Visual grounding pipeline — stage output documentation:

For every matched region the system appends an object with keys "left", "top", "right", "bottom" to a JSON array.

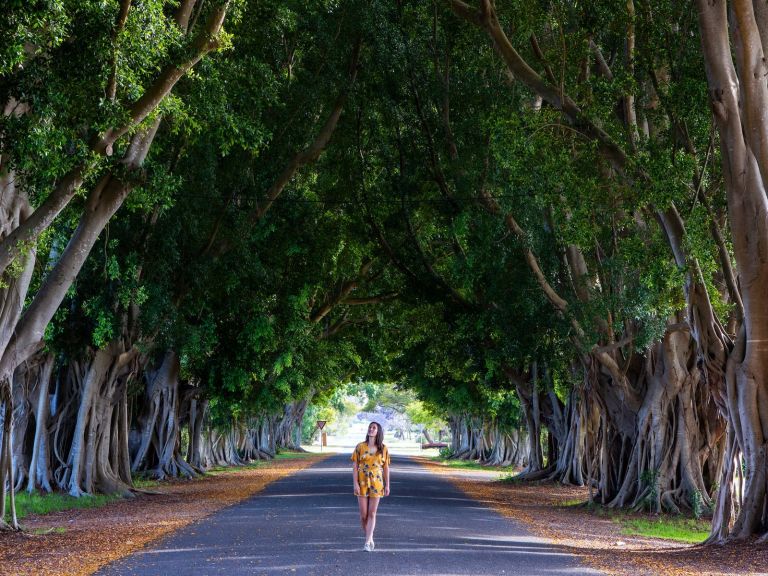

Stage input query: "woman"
[{"left": 351, "top": 421, "right": 390, "bottom": 551}]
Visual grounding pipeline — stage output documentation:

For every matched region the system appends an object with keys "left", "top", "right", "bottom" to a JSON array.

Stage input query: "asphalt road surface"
[{"left": 97, "top": 454, "right": 601, "bottom": 575}]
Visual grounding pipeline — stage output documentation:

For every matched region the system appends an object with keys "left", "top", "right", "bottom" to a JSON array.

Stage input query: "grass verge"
[
  {"left": 30, "top": 527, "right": 67, "bottom": 535},
  {"left": 5, "top": 491, "right": 122, "bottom": 522},
  {"left": 206, "top": 451, "right": 316, "bottom": 475},
  {"left": 8, "top": 452, "right": 317, "bottom": 518},
  {"left": 429, "top": 457, "right": 517, "bottom": 473},
  {"left": 132, "top": 478, "right": 162, "bottom": 489},
  {"left": 274, "top": 451, "right": 317, "bottom": 459},
  {"left": 557, "top": 498, "right": 711, "bottom": 543},
  {"left": 618, "top": 516, "right": 710, "bottom": 544}
]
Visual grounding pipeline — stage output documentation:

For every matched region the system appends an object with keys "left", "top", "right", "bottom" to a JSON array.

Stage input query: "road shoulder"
[
  {"left": 416, "top": 458, "right": 766, "bottom": 576},
  {"left": 0, "top": 453, "right": 329, "bottom": 576}
]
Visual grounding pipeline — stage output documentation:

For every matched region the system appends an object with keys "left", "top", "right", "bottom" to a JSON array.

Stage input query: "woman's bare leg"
[
  {"left": 357, "top": 496, "right": 369, "bottom": 533},
  {"left": 365, "top": 496, "right": 380, "bottom": 545}
]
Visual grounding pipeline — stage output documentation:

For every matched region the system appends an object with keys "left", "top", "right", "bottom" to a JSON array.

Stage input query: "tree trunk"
[
  {"left": 607, "top": 329, "right": 723, "bottom": 513},
  {"left": 0, "top": 4, "right": 230, "bottom": 522},
  {"left": 481, "top": 421, "right": 530, "bottom": 467},
  {"left": 275, "top": 396, "right": 311, "bottom": 451},
  {"left": 0, "top": 382, "right": 17, "bottom": 529},
  {"left": 62, "top": 344, "right": 135, "bottom": 497},
  {"left": 697, "top": 0, "right": 768, "bottom": 542},
  {"left": 514, "top": 363, "right": 546, "bottom": 477},
  {"left": 131, "top": 350, "right": 196, "bottom": 479},
  {"left": 450, "top": 414, "right": 472, "bottom": 459},
  {"left": 10, "top": 353, "right": 55, "bottom": 494},
  {"left": 448, "top": 414, "right": 462, "bottom": 455},
  {"left": 186, "top": 397, "right": 208, "bottom": 470}
]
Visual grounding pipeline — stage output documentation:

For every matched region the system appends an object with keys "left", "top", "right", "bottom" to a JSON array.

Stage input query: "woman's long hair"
[{"left": 363, "top": 421, "right": 385, "bottom": 452}]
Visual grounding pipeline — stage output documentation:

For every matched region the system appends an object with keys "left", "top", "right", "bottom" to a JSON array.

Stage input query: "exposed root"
[
  {"left": 515, "top": 465, "right": 556, "bottom": 482},
  {"left": 0, "top": 518, "right": 19, "bottom": 532}
]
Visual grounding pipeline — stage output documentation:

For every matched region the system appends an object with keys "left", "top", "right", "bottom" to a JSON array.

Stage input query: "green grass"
[
  {"left": 7, "top": 452, "right": 315, "bottom": 517},
  {"left": 430, "top": 457, "right": 517, "bottom": 473},
  {"left": 560, "top": 498, "right": 589, "bottom": 507},
  {"left": 5, "top": 452, "right": 317, "bottom": 520},
  {"left": 618, "top": 516, "right": 711, "bottom": 544},
  {"left": 206, "top": 451, "right": 316, "bottom": 476},
  {"left": 5, "top": 491, "right": 122, "bottom": 522},
  {"left": 557, "top": 499, "right": 711, "bottom": 544},
  {"left": 558, "top": 498, "right": 614, "bottom": 513},
  {"left": 30, "top": 526, "right": 67, "bottom": 535},
  {"left": 206, "top": 465, "right": 246, "bottom": 475},
  {"left": 274, "top": 450, "right": 316, "bottom": 459},
  {"left": 132, "top": 477, "right": 162, "bottom": 489}
]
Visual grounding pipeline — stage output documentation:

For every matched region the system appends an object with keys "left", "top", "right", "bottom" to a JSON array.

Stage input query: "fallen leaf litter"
[
  {"left": 417, "top": 457, "right": 767, "bottom": 576},
  {"left": 0, "top": 454, "right": 328, "bottom": 576}
]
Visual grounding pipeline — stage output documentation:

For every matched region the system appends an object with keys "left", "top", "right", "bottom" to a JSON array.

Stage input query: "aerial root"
[{"left": 0, "top": 518, "right": 20, "bottom": 532}]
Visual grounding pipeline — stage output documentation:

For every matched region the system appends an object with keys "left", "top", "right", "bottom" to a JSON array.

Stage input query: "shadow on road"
[{"left": 97, "top": 454, "right": 601, "bottom": 575}]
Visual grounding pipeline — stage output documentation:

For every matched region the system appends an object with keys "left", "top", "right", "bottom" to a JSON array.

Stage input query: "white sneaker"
[{"left": 364, "top": 541, "right": 373, "bottom": 552}]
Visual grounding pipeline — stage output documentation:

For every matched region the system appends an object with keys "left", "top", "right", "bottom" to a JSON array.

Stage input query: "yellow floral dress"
[{"left": 351, "top": 442, "right": 390, "bottom": 497}]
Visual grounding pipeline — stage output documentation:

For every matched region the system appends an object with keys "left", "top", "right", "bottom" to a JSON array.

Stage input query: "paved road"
[{"left": 97, "top": 454, "right": 601, "bottom": 575}]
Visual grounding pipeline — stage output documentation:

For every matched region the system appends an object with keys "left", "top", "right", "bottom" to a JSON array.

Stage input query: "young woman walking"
[{"left": 351, "top": 421, "right": 390, "bottom": 551}]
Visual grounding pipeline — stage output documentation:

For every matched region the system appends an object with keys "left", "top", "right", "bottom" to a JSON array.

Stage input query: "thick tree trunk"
[
  {"left": 26, "top": 357, "right": 55, "bottom": 494},
  {"left": 547, "top": 387, "right": 592, "bottom": 487},
  {"left": 0, "top": 168, "right": 35, "bottom": 528},
  {"left": 275, "top": 396, "right": 311, "bottom": 451},
  {"left": 446, "top": 0, "right": 733, "bottom": 527},
  {"left": 200, "top": 427, "right": 230, "bottom": 469},
  {"left": 0, "top": 126, "right": 156, "bottom": 512},
  {"left": 0, "top": 6, "right": 230, "bottom": 524},
  {"left": 131, "top": 351, "right": 196, "bottom": 479},
  {"left": 450, "top": 414, "right": 473, "bottom": 459},
  {"left": 0, "top": 382, "right": 17, "bottom": 529},
  {"left": 697, "top": 0, "right": 768, "bottom": 542},
  {"left": 607, "top": 329, "right": 723, "bottom": 513},
  {"left": 467, "top": 416, "right": 486, "bottom": 460},
  {"left": 515, "top": 363, "right": 545, "bottom": 476},
  {"left": 62, "top": 344, "right": 135, "bottom": 497},
  {"left": 507, "top": 332, "right": 722, "bottom": 514},
  {"left": 186, "top": 397, "right": 208, "bottom": 470},
  {"left": 261, "top": 416, "right": 277, "bottom": 457},
  {"left": 448, "top": 414, "right": 461, "bottom": 455},
  {"left": 481, "top": 421, "right": 530, "bottom": 467},
  {"left": 8, "top": 353, "right": 55, "bottom": 494}
]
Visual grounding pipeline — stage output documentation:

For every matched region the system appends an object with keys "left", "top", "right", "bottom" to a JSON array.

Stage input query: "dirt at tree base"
[
  {"left": 418, "top": 458, "right": 768, "bottom": 576},
  {"left": 0, "top": 454, "right": 328, "bottom": 576}
]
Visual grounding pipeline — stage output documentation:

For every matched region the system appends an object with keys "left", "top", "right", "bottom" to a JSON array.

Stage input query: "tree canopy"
[{"left": 1, "top": 0, "right": 767, "bottom": 544}]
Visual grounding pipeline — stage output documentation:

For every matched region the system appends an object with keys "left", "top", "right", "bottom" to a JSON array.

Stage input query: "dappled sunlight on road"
[{"left": 97, "top": 454, "right": 601, "bottom": 576}]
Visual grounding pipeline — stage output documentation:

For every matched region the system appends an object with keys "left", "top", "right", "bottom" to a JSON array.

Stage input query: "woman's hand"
[
  {"left": 354, "top": 482, "right": 360, "bottom": 496},
  {"left": 384, "top": 485, "right": 390, "bottom": 497}
]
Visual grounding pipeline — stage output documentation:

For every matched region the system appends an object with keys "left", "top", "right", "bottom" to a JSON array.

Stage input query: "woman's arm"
[
  {"left": 353, "top": 461, "right": 360, "bottom": 495},
  {"left": 384, "top": 463, "right": 390, "bottom": 496}
]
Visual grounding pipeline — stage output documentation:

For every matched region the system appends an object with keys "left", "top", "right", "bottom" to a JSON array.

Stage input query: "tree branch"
[
  {"left": 0, "top": 2, "right": 230, "bottom": 279},
  {"left": 310, "top": 259, "right": 373, "bottom": 324},
  {"left": 402, "top": 191, "right": 477, "bottom": 310},
  {"left": 248, "top": 39, "right": 361, "bottom": 224},
  {"left": 342, "top": 293, "right": 399, "bottom": 305},
  {"left": 98, "top": 2, "right": 229, "bottom": 152},
  {"left": 107, "top": 0, "right": 133, "bottom": 102}
]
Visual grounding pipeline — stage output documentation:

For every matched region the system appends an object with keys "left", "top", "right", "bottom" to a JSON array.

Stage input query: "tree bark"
[
  {"left": 696, "top": 0, "right": 768, "bottom": 542},
  {"left": 131, "top": 351, "right": 196, "bottom": 479},
  {"left": 63, "top": 344, "right": 135, "bottom": 497}
]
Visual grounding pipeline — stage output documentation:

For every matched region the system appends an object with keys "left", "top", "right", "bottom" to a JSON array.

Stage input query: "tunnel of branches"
[{"left": 1, "top": 0, "right": 767, "bottom": 545}]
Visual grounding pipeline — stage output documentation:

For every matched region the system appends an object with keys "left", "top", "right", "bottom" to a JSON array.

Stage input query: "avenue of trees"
[{"left": 1, "top": 0, "right": 767, "bottom": 546}]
